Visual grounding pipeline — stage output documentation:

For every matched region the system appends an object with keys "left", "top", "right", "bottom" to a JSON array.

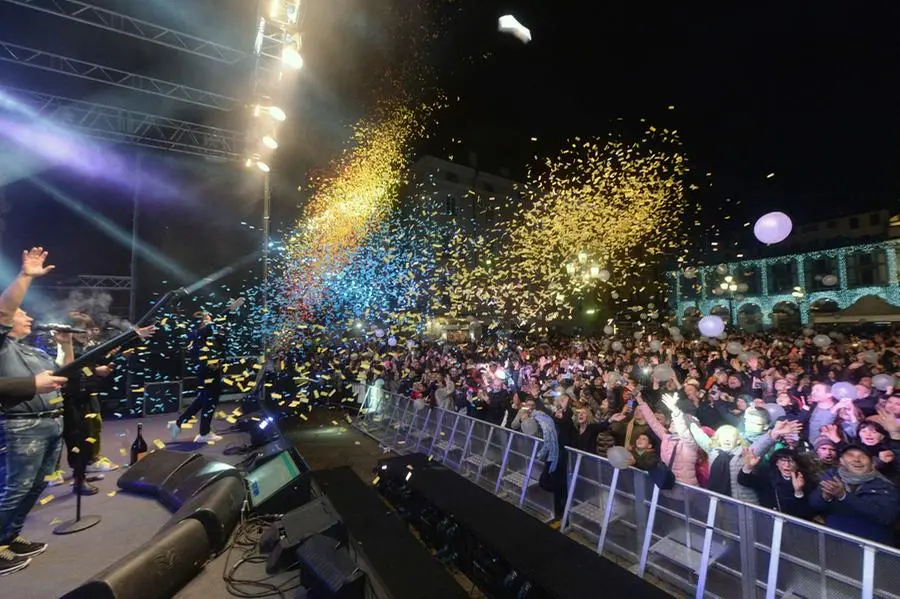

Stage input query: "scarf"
[
  {"left": 836, "top": 467, "right": 886, "bottom": 487},
  {"left": 533, "top": 410, "right": 560, "bottom": 473}
]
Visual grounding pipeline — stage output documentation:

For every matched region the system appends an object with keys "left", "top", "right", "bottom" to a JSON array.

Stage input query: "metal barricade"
[{"left": 352, "top": 386, "right": 900, "bottom": 599}]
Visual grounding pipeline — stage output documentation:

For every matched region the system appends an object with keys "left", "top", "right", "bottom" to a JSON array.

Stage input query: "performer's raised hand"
[{"left": 21, "top": 247, "right": 55, "bottom": 278}]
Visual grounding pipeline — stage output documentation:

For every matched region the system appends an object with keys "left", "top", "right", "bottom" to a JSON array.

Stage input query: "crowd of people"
[{"left": 359, "top": 326, "right": 900, "bottom": 546}]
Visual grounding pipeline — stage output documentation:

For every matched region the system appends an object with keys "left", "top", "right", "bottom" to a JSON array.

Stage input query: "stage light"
[
  {"left": 282, "top": 43, "right": 303, "bottom": 69},
  {"left": 257, "top": 161, "right": 271, "bottom": 173},
  {"left": 254, "top": 104, "right": 287, "bottom": 122},
  {"left": 245, "top": 157, "right": 253, "bottom": 168},
  {"left": 262, "top": 135, "right": 279, "bottom": 149}
]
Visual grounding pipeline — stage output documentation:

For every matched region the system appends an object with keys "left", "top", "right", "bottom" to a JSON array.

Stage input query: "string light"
[{"left": 670, "top": 239, "right": 900, "bottom": 325}]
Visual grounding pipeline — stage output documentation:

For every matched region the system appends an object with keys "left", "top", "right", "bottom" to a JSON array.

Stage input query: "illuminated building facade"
[{"left": 669, "top": 238, "right": 900, "bottom": 329}]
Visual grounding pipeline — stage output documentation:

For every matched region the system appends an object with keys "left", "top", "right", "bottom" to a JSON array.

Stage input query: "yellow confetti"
[
  {"left": 153, "top": 439, "right": 165, "bottom": 449},
  {"left": 39, "top": 495, "right": 54, "bottom": 505}
]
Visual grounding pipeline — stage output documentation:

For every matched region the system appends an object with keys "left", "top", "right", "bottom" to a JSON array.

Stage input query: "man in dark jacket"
[{"left": 809, "top": 444, "right": 899, "bottom": 545}]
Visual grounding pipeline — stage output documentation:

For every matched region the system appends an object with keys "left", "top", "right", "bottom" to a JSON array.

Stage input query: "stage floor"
[{"left": 3, "top": 408, "right": 292, "bottom": 599}]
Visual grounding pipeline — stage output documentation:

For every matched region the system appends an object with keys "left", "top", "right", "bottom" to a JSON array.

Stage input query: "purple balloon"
[
  {"left": 832, "top": 382, "right": 856, "bottom": 401},
  {"left": 698, "top": 315, "right": 725, "bottom": 337},
  {"left": 754, "top": 211, "right": 793, "bottom": 245}
]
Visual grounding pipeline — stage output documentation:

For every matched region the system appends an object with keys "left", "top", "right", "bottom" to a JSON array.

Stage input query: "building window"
[
  {"left": 767, "top": 261, "right": 798, "bottom": 295},
  {"left": 483, "top": 182, "right": 495, "bottom": 193},
  {"left": 846, "top": 249, "right": 887, "bottom": 287},
  {"left": 446, "top": 172, "right": 459, "bottom": 183},
  {"left": 805, "top": 256, "right": 838, "bottom": 292},
  {"left": 849, "top": 217, "right": 860, "bottom": 229},
  {"left": 870, "top": 213, "right": 881, "bottom": 226}
]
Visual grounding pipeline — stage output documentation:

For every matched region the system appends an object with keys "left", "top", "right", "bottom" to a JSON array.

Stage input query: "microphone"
[{"left": 35, "top": 323, "right": 87, "bottom": 334}]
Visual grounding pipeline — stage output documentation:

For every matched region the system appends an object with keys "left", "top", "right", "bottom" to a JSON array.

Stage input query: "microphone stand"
[
  {"left": 54, "top": 379, "right": 101, "bottom": 535},
  {"left": 53, "top": 288, "right": 187, "bottom": 535}
]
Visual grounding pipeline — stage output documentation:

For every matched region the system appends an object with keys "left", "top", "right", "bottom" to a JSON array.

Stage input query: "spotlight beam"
[{"left": 0, "top": 0, "right": 247, "bottom": 65}]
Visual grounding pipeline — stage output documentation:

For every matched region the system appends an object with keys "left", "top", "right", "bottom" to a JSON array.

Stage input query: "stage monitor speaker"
[
  {"left": 117, "top": 450, "right": 202, "bottom": 497},
  {"left": 160, "top": 475, "right": 246, "bottom": 552},
  {"left": 61, "top": 518, "right": 210, "bottom": 599},
  {"left": 158, "top": 459, "right": 241, "bottom": 512},
  {"left": 265, "top": 496, "right": 347, "bottom": 574},
  {"left": 295, "top": 534, "right": 366, "bottom": 599},
  {"left": 246, "top": 448, "right": 311, "bottom": 516}
]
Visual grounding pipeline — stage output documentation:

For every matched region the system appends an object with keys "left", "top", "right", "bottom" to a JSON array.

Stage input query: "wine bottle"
[{"left": 130, "top": 423, "right": 148, "bottom": 465}]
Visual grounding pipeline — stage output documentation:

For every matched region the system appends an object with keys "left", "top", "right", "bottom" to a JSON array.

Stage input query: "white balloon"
[
  {"left": 374, "top": 328, "right": 385, "bottom": 338},
  {"left": 633, "top": 331, "right": 643, "bottom": 340},
  {"left": 716, "top": 264, "right": 728, "bottom": 275},
  {"left": 653, "top": 364, "right": 674, "bottom": 382},
  {"left": 832, "top": 382, "right": 856, "bottom": 400},
  {"left": 606, "top": 446, "right": 635, "bottom": 470},
  {"left": 726, "top": 341, "right": 743, "bottom": 355},
  {"left": 683, "top": 267, "right": 697, "bottom": 279},
  {"left": 698, "top": 315, "right": 725, "bottom": 337},
  {"left": 611, "top": 341, "right": 624, "bottom": 352},
  {"left": 649, "top": 339, "right": 662, "bottom": 352},
  {"left": 603, "top": 325, "right": 614, "bottom": 335},
  {"left": 802, "top": 328, "right": 815, "bottom": 336},
  {"left": 813, "top": 334, "right": 831, "bottom": 348},
  {"left": 861, "top": 351, "right": 878, "bottom": 364},
  {"left": 822, "top": 274, "right": 838, "bottom": 286},
  {"left": 873, "top": 374, "right": 895, "bottom": 391},
  {"left": 598, "top": 269, "right": 611, "bottom": 282}
]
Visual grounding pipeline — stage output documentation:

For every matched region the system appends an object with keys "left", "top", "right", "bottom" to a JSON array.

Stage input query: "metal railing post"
[
  {"left": 637, "top": 484, "right": 661, "bottom": 577},
  {"left": 861, "top": 546, "right": 876, "bottom": 599},
  {"left": 764, "top": 517, "right": 785, "bottom": 599},
  {"left": 695, "top": 496, "right": 719, "bottom": 599},
  {"left": 560, "top": 451, "right": 582, "bottom": 534},
  {"left": 597, "top": 466, "right": 621, "bottom": 554},
  {"left": 494, "top": 433, "right": 515, "bottom": 495},
  {"left": 518, "top": 440, "right": 540, "bottom": 508}
]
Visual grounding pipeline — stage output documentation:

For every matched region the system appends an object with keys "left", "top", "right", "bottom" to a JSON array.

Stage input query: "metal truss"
[
  {"left": 3, "top": 86, "right": 243, "bottom": 161},
  {"left": 39, "top": 274, "right": 132, "bottom": 291},
  {"left": 76, "top": 274, "right": 131, "bottom": 289},
  {"left": 0, "top": 40, "right": 238, "bottom": 110},
  {"left": 0, "top": 0, "right": 246, "bottom": 64}
]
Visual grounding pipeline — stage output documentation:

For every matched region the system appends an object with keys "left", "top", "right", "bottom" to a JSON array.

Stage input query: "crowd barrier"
[{"left": 353, "top": 385, "right": 900, "bottom": 599}]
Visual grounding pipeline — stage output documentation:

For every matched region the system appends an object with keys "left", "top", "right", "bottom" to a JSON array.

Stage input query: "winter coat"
[
  {"left": 809, "top": 469, "right": 900, "bottom": 545},
  {"left": 640, "top": 402, "right": 699, "bottom": 487}
]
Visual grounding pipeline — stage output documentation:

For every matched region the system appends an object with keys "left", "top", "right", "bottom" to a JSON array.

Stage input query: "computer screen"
[{"left": 245, "top": 450, "right": 302, "bottom": 508}]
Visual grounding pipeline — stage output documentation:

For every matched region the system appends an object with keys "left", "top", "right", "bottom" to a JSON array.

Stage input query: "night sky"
[{"left": 0, "top": 0, "right": 898, "bottom": 307}]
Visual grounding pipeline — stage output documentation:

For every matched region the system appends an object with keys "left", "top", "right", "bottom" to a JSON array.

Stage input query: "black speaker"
[
  {"left": 159, "top": 476, "right": 246, "bottom": 553},
  {"left": 245, "top": 448, "right": 312, "bottom": 516},
  {"left": 265, "top": 497, "right": 347, "bottom": 574},
  {"left": 158, "top": 459, "right": 240, "bottom": 512},
  {"left": 61, "top": 518, "right": 210, "bottom": 599},
  {"left": 117, "top": 450, "right": 202, "bottom": 497},
  {"left": 295, "top": 535, "right": 366, "bottom": 599}
]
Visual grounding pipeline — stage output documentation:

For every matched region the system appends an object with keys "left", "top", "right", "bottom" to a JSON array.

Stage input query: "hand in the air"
[{"left": 21, "top": 247, "right": 55, "bottom": 277}]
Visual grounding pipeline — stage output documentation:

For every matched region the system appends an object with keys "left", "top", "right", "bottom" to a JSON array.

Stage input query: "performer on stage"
[
  {"left": 0, "top": 248, "right": 71, "bottom": 575},
  {"left": 168, "top": 298, "right": 243, "bottom": 444}
]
